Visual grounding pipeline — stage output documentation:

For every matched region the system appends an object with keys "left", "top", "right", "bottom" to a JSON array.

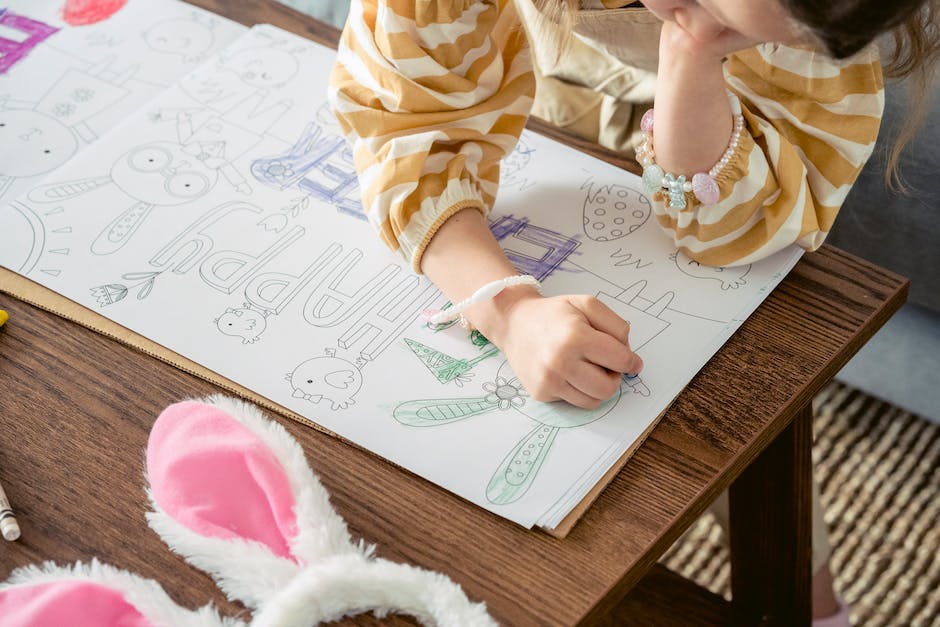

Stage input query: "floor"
[{"left": 836, "top": 302, "right": 940, "bottom": 425}]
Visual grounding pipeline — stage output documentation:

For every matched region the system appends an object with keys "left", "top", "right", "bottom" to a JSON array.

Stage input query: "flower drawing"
[{"left": 482, "top": 377, "right": 527, "bottom": 411}]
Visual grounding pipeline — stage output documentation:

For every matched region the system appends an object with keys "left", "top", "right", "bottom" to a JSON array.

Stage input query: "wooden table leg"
[{"left": 729, "top": 403, "right": 814, "bottom": 626}]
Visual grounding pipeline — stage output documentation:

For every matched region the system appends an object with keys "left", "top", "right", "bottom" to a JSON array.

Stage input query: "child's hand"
[
  {"left": 479, "top": 291, "right": 643, "bottom": 409},
  {"left": 660, "top": 19, "right": 759, "bottom": 61}
]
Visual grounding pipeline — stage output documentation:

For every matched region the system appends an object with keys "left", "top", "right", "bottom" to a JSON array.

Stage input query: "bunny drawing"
[{"left": 25, "top": 110, "right": 250, "bottom": 255}]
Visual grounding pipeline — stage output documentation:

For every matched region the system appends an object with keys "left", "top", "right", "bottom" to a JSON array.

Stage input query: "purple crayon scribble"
[
  {"left": 0, "top": 11, "right": 59, "bottom": 74},
  {"left": 251, "top": 122, "right": 365, "bottom": 221},
  {"left": 490, "top": 215, "right": 580, "bottom": 281}
]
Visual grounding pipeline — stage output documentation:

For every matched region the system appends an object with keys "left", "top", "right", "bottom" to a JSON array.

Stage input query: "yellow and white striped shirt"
[{"left": 330, "top": 0, "right": 884, "bottom": 271}]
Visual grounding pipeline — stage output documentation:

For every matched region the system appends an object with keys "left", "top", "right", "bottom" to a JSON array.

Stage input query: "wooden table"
[{"left": 0, "top": 2, "right": 908, "bottom": 625}]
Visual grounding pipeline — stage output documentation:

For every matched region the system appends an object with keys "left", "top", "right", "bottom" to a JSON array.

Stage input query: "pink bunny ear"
[
  {"left": 145, "top": 396, "right": 360, "bottom": 609},
  {"left": 147, "top": 400, "right": 299, "bottom": 560},
  {"left": 0, "top": 580, "right": 152, "bottom": 627},
  {"left": 146, "top": 396, "right": 495, "bottom": 626},
  {"left": 0, "top": 560, "right": 238, "bottom": 627}
]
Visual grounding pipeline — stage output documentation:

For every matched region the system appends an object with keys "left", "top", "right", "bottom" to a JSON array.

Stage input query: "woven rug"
[{"left": 660, "top": 381, "right": 940, "bottom": 626}]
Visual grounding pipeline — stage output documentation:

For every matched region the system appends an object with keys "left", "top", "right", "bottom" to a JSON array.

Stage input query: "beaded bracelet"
[
  {"left": 420, "top": 275, "right": 542, "bottom": 327},
  {"left": 636, "top": 91, "right": 744, "bottom": 210}
]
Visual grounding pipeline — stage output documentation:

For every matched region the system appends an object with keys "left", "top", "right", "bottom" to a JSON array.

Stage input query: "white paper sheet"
[
  {"left": 1, "top": 15, "right": 803, "bottom": 528},
  {"left": 0, "top": 0, "right": 246, "bottom": 204}
]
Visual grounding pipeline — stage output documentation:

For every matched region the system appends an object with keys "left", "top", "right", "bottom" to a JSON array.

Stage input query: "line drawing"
[
  {"left": 336, "top": 274, "right": 439, "bottom": 362},
  {"left": 595, "top": 280, "right": 673, "bottom": 352},
  {"left": 670, "top": 250, "right": 751, "bottom": 290},
  {"left": 143, "top": 13, "right": 219, "bottom": 63},
  {"left": 286, "top": 349, "right": 365, "bottom": 410},
  {"left": 178, "top": 30, "right": 305, "bottom": 134},
  {"left": 180, "top": 76, "right": 292, "bottom": 136},
  {"left": 241, "top": 242, "right": 343, "bottom": 315},
  {"left": 0, "top": 10, "right": 59, "bottom": 74},
  {"left": 25, "top": 109, "right": 254, "bottom": 255},
  {"left": 404, "top": 337, "right": 500, "bottom": 386},
  {"left": 581, "top": 179, "right": 651, "bottom": 242},
  {"left": 490, "top": 214, "right": 581, "bottom": 281},
  {"left": 302, "top": 249, "right": 402, "bottom": 329},
  {"left": 212, "top": 241, "right": 343, "bottom": 344},
  {"left": 255, "top": 194, "right": 312, "bottom": 233},
  {"left": 251, "top": 120, "right": 364, "bottom": 221},
  {"left": 150, "top": 201, "right": 262, "bottom": 273},
  {"left": 1, "top": 57, "right": 137, "bottom": 200},
  {"left": 215, "top": 303, "right": 269, "bottom": 344},
  {"left": 0, "top": 201, "right": 72, "bottom": 276},
  {"left": 198, "top": 225, "right": 305, "bottom": 295},
  {"left": 218, "top": 40, "right": 302, "bottom": 90},
  {"left": 610, "top": 248, "right": 654, "bottom": 270},
  {"left": 559, "top": 249, "right": 730, "bottom": 349},
  {"left": 501, "top": 138, "right": 537, "bottom": 191},
  {"left": 393, "top": 359, "right": 625, "bottom": 505},
  {"left": 621, "top": 372, "right": 650, "bottom": 397},
  {"left": 83, "top": 31, "right": 122, "bottom": 48},
  {"left": 299, "top": 248, "right": 440, "bottom": 360},
  {"left": 88, "top": 201, "right": 307, "bottom": 306},
  {"left": 90, "top": 270, "right": 164, "bottom": 306},
  {"left": 281, "top": 248, "right": 441, "bottom": 409}
]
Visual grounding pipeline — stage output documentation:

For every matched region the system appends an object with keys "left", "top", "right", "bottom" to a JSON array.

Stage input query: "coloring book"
[{"left": 0, "top": 0, "right": 803, "bottom": 530}]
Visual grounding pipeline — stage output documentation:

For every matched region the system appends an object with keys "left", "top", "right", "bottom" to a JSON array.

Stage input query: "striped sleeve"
[
  {"left": 329, "top": 0, "right": 534, "bottom": 272},
  {"left": 653, "top": 43, "right": 885, "bottom": 267}
]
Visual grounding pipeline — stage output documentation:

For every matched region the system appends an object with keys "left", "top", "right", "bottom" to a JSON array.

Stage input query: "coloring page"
[
  {"left": 0, "top": 24, "right": 803, "bottom": 528},
  {"left": 0, "top": 0, "right": 246, "bottom": 204}
]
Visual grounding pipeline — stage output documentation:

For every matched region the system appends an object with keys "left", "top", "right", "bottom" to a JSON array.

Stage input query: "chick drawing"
[
  {"left": 215, "top": 304, "right": 267, "bottom": 344},
  {"left": 286, "top": 351, "right": 364, "bottom": 410},
  {"left": 143, "top": 16, "right": 216, "bottom": 62},
  {"left": 670, "top": 250, "right": 750, "bottom": 290}
]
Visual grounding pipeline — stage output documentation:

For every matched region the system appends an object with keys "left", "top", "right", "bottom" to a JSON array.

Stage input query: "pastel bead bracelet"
[{"left": 636, "top": 92, "right": 744, "bottom": 210}]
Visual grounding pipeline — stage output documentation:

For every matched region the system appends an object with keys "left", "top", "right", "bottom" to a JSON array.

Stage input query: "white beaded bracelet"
[
  {"left": 636, "top": 91, "right": 744, "bottom": 210},
  {"left": 421, "top": 275, "right": 542, "bottom": 326}
]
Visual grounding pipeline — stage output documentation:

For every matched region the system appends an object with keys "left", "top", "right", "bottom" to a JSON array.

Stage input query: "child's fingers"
[
  {"left": 557, "top": 381, "right": 606, "bottom": 410},
  {"left": 583, "top": 332, "right": 643, "bottom": 374},
  {"left": 572, "top": 296, "right": 632, "bottom": 347},
  {"left": 567, "top": 360, "right": 623, "bottom": 401}
]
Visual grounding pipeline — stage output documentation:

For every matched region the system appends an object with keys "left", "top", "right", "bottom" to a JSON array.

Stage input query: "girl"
[{"left": 329, "top": 1, "right": 939, "bottom": 623}]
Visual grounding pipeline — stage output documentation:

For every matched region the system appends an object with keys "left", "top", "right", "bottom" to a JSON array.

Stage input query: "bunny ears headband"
[{"left": 0, "top": 396, "right": 495, "bottom": 627}]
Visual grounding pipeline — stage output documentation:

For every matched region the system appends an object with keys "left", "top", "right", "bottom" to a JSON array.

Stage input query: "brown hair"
[{"left": 884, "top": 1, "right": 940, "bottom": 189}]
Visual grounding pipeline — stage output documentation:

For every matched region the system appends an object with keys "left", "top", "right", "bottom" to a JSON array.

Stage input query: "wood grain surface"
[
  {"left": 0, "top": 2, "right": 910, "bottom": 624},
  {"left": 0, "top": 247, "right": 908, "bottom": 626}
]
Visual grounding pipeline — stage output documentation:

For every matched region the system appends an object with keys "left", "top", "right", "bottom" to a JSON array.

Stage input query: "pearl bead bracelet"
[{"left": 636, "top": 91, "right": 744, "bottom": 210}]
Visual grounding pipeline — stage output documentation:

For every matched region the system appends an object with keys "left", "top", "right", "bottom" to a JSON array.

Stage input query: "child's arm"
[
  {"left": 650, "top": 22, "right": 884, "bottom": 267},
  {"left": 330, "top": 0, "right": 641, "bottom": 407},
  {"left": 421, "top": 207, "right": 642, "bottom": 408},
  {"left": 329, "top": 0, "right": 532, "bottom": 272}
]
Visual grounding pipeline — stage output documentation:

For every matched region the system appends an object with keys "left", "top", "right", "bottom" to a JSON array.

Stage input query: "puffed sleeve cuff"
[
  {"left": 653, "top": 120, "right": 756, "bottom": 226},
  {"left": 398, "top": 185, "right": 489, "bottom": 275}
]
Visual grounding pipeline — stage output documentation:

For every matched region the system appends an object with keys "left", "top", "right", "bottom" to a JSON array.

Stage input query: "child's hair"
[
  {"left": 781, "top": 0, "right": 940, "bottom": 188},
  {"left": 532, "top": 0, "right": 940, "bottom": 189}
]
